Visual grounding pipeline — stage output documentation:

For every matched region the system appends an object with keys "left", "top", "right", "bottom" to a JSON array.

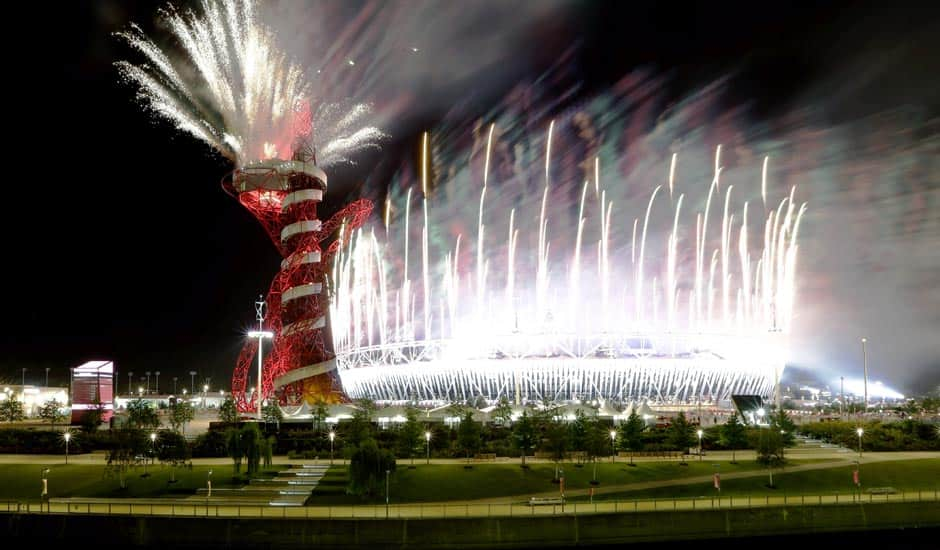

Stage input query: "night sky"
[{"left": 2, "top": 1, "right": 936, "bottom": 392}]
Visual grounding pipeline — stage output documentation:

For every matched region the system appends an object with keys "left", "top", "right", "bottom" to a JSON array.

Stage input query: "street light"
[
  {"left": 138, "top": 386, "right": 144, "bottom": 397},
  {"left": 697, "top": 429, "right": 704, "bottom": 461},
  {"left": 385, "top": 469, "right": 391, "bottom": 518},
  {"left": 189, "top": 371, "right": 197, "bottom": 394},
  {"left": 41, "top": 468, "right": 50, "bottom": 505},
  {"left": 155, "top": 371, "right": 161, "bottom": 394},
  {"left": 861, "top": 337, "right": 869, "bottom": 413},
  {"left": 609, "top": 430, "right": 617, "bottom": 462},
  {"left": 207, "top": 469, "right": 213, "bottom": 498},
  {"left": 128, "top": 372, "right": 134, "bottom": 396},
  {"left": 150, "top": 432, "right": 157, "bottom": 465},
  {"left": 249, "top": 296, "right": 274, "bottom": 421},
  {"left": 145, "top": 372, "right": 151, "bottom": 394},
  {"left": 45, "top": 367, "right": 50, "bottom": 387},
  {"left": 425, "top": 431, "right": 431, "bottom": 465},
  {"left": 329, "top": 431, "right": 335, "bottom": 465},
  {"left": 856, "top": 427, "right": 864, "bottom": 459},
  {"left": 63, "top": 432, "right": 71, "bottom": 465},
  {"left": 173, "top": 377, "right": 178, "bottom": 394}
]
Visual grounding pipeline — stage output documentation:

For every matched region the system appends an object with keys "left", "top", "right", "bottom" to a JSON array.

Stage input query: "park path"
[{"left": 443, "top": 451, "right": 940, "bottom": 504}]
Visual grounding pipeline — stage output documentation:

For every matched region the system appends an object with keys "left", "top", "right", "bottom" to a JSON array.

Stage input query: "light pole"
[
  {"left": 41, "top": 468, "right": 50, "bottom": 505},
  {"left": 173, "top": 377, "right": 178, "bottom": 394},
  {"left": 840, "top": 376, "right": 844, "bottom": 417},
  {"left": 385, "top": 469, "right": 390, "bottom": 518},
  {"left": 64, "top": 432, "right": 71, "bottom": 465},
  {"left": 248, "top": 296, "right": 274, "bottom": 421},
  {"left": 425, "top": 431, "right": 431, "bottom": 465},
  {"left": 45, "top": 367, "right": 50, "bottom": 387},
  {"left": 155, "top": 371, "right": 161, "bottom": 394},
  {"left": 207, "top": 469, "right": 213, "bottom": 498},
  {"left": 128, "top": 372, "right": 134, "bottom": 396},
  {"left": 329, "top": 431, "right": 335, "bottom": 465},
  {"left": 150, "top": 432, "right": 157, "bottom": 465},
  {"left": 138, "top": 386, "right": 144, "bottom": 397},
  {"left": 21, "top": 368, "right": 26, "bottom": 386},
  {"left": 856, "top": 427, "right": 864, "bottom": 459},
  {"left": 145, "top": 372, "right": 151, "bottom": 394},
  {"left": 189, "top": 371, "right": 197, "bottom": 395},
  {"left": 697, "top": 429, "right": 704, "bottom": 461},
  {"left": 203, "top": 384, "right": 209, "bottom": 408},
  {"left": 861, "top": 337, "right": 869, "bottom": 414},
  {"left": 609, "top": 430, "right": 617, "bottom": 463}
]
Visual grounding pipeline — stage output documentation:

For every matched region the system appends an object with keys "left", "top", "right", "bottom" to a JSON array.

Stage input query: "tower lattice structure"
[{"left": 225, "top": 143, "right": 372, "bottom": 412}]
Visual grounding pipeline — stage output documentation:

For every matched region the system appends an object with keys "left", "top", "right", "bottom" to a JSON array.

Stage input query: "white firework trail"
[{"left": 116, "top": 0, "right": 384, "bottom": 166}]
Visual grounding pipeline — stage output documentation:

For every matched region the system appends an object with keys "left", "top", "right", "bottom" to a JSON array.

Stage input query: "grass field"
[
  {"left": 308, "top": 459, "right": 823, "bottom": 504},
  {"left": 0, "top": 464, "right": 286, "bottom": 500},
  {"left": 580, "top": 458, "right": 940, "bottom": 501}
]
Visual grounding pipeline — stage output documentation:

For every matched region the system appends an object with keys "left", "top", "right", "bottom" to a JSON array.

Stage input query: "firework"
[
  {"left": 116, "top": 0, "right": 383, "bottom": 166},
  {"left": 330, "top": 120, "right": 807, "bottom": 406}
]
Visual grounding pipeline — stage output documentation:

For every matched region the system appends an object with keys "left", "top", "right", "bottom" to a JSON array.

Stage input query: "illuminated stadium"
[{"left": 331, "top": 132, "right": 805, "bottom": 408}]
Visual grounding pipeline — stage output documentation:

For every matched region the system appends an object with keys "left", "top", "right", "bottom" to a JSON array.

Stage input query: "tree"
[
  {"left": 348, "top": 438, "right": 396, "bottom": 497},
  {"left": 263, "top": 403, "right": 283, "bottom": 430},
  {"left": 169, "top": 400, "right": 195, "bottom": 434},
  {"left": 155, "top": 430, "right": 190, "bottom": 482},
  {"left": 492, "top": 396, "right": 513, "bottom": 426},
  {"left": 218, "top": 397, "right": 239, "bottom": 424},
  {"left": 39, "top": 399, "right": 67, "bottom": 428},
  {"left": 346, "top": 402, "right": 375, "bottom": 448},
  {"left": 241, "top": 422, "right": 263, "bottom": 476},
  {"left": 457, "top": 411, "right": 482, "bottom": 461},
  {"left": 311, "top": 400, "right": 328, "bottom": 433},
  {"left": 226, "top": 427, "right": 243, "bottom": 473},
  {"left": 720, "top": 413, "right": 748, "bottom": 463},
  {"left": 771, "top": 408, "right": 797, "bottom": 447},
  {"left": 544, "top": 418, "right": 570, "bottom": 480},
  {"left": 397, "top": 407, "right": 423, "bottom": 465},
  {"left": 668, "top": 412, "right": 695, "bottom": 463},
  {"left": 584, "top": 415, "right": 611, "bottom": 482},
  {"left": 80, "top": 400, "right": 106, "bottom": 433},
  {"left": 262, "top": 435, "right": 275, "bottom": 467},
  {"left": 757, "top": 426, "right": 785, "bottom": 468},
  {"left": 126, "top": 398, "right": 160, "bottom": 429},
  {"left": 620, "top": 410, "right": 646, "bottom": 465},
  {"left": 513, "top": 411, "right": 537, "bottom": 467},
  {"left": 0, "top": 398, "right": 25, "bottom": 423},
  {"left": 570, "top": 410, "right": 589, "bottom": 461},
  {"left": 106, "top": 427, "right": 146, "bottom": 489}
]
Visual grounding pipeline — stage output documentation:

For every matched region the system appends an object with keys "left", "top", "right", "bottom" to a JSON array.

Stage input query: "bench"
[
  {"left": 528, "top": 497, "right": 565, "bottom": 506},
  {"left": 866, "top": 487, "right": 898, "bottom": 495},
  {"left": 473, "top": 453, "right": 497, "bottom": 461}
]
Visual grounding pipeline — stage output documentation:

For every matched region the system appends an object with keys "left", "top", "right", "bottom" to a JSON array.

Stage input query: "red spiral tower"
[{"left": 225, "top": 143, "right": 372, "bottom": 413}]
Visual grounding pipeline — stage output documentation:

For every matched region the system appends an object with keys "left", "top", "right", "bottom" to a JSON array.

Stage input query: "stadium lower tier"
[{"left": 336, "top": 356, "right": 776, "bottom": 404}]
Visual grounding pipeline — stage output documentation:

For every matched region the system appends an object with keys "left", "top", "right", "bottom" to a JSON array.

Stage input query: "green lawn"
[
  {"left": 581, "top": 458, "right": 940, "bottom": 501},
  {"left": 308, "top": 459, "right": 823, "bottom": 504},
  {"left": 0, "top": 464, "right": 286, "bottom": 501}
]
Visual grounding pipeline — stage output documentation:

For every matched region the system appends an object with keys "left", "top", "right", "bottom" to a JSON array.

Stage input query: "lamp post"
[
  {"left": 155, "top": 371, "right": 161, "bottom": 394},
  {"left": 609, "top": 430, "right": 617, "bottom": 463},
  {"left": 41, "top": 468, "right": 50, "bottom": 506},
  {"left": 385, "top": 469, "right": 390, "bottom": 518},
  {"left": 203, "top": 384, "right": 209, "bottom": 409},
  {"left": 697, "top": 429, "right": 704, "bottom": 461},
  {"left": 856, "top": 427, "right": 864, "bottom": 459},
  {"left": 145, "top": 372, "right": 151, "bottom": 394},
  {"left": 22, "top": 368, "right": 27, "bottom": 386},
  {"left": 840, "top": 376, "right": 844, "bottom": 417},
  {"left": 150, "top": 432, "right": 157, "bottom": 465},
  {"left": 64, "top": 432, "right": 71, "bottom": 465},
  {"left": 128, "top": 372, "right": 134, "bottom": 396},
  {"left": 45, "top": 367, "right": 50, "bottom": 387},
  {"left": 207, "top": 469, "right": 213, "bottom": 498},
  {"left": 861, "top": 337, "right": 869, "bottom": 414},
  {"left": 189, "top": 371, "right": 197, "bottom": 395},
  {"left": 329, "top": 431, "right": 335, "bottom": 465},
  {"left": 425, "top": 431, "right": 431, "bottom": 465},
  {"left": 173, "top": 377, "right": 178, "bottom": 394},
  {"left": 249, "top": 295, "right": 274, "bottom": 422}
]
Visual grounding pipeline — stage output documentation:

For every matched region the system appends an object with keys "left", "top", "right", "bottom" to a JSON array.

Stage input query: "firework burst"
[{"left": 116, "top": 0, "right": 384, "bottom": 166}]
